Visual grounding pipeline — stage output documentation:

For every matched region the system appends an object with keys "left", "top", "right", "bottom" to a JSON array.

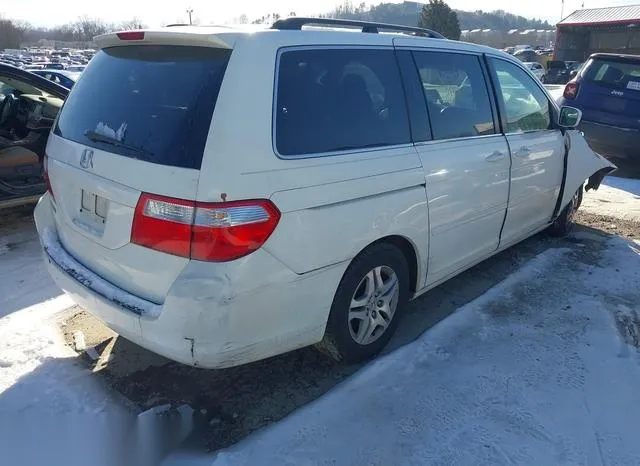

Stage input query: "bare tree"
[
  {"left": 119, "top": 17, "right": 146, "bottom": 30},
  {"left": 251, "top": 14, "right": 271, "bottom": 25},
  {"left": 73, "top": 16, "right": 110, "bottom": 41},
  {"left": 238, "top": 14, "right": 249, "bottom": 24},
  {"left": 0, "top": 18, "right": 25, "bottom": 49}
]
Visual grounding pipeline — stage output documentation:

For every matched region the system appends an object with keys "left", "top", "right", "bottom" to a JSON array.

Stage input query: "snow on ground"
[
  {"left": 201, "top": 234, "right": 640, "bottom": 466},
  {"left": 0, "top": 220, "right": 72, "bottom": 319},
  {"left": 581, "top": 176, "right": 640, "bottom": 222},
  {"left": 0, "top": 219, "right": 193, "bottom": 466},
  {"left": 545, "top": 84, "right": 565, "bottom": 102},
  {"left": 0, "top": 220, "right": 133, "bottom": 466},
  {"left": 2, "top": 173, "right": 639, "bottom": 466}
]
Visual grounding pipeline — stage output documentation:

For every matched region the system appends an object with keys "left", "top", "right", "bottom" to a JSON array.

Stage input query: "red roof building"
[{"left": 555, "top": 5, "right": 640, "bottom": 61}]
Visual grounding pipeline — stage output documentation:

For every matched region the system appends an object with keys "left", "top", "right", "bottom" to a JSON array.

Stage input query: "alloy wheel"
[{"left": 348, "top": 265, "right": 400, "bottom": 345}]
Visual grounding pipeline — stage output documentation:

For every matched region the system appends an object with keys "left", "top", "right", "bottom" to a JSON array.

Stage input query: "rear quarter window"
[
  {"left": 274, "top": 48, "right": 411, "bottom": 156},
  {"left": 54, "top": 46, "right": 231, "bottom": 170},
  {"left": 583, "top": 58, "right": 640, "bottom": 90}
]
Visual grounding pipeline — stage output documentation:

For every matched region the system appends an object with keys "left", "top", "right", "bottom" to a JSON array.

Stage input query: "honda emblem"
[{"left": 80, "top": 149, "right": 94, "bottom": 169}]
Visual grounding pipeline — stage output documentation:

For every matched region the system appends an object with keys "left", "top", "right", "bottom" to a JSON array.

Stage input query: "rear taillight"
[
  {"left": 131, "top": 194, "right": 195, "bottom": 257},
  {"left": 191, "top": 200, "right": 281, "bottom": 261},
  {"left": 563, "top": 80, "right": 579, "bottom": 100},
  {"left": 43, "top": 156, "right": 55, "bottom": 200},
  {"left": 131, "top": 194, "right": 280, "bottom": 262}
]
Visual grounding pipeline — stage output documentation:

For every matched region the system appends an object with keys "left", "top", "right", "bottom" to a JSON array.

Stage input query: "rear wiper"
[{"left": 84, "top": 130, "right": 152, "bottom": 156}]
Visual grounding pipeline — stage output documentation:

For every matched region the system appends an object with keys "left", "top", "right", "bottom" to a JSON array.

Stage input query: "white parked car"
[
  {"left": 34, "top": 18, "right": 615, "bottom": 368},
  {"left": 523, "top": 61, "right": 545, "bottom": 81}
]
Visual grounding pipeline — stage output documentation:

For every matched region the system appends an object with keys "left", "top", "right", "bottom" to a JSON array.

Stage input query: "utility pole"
[
  {"left": 186, "top": 8, "right": 194, "bottom": 25},
  {"left": 560, "top": 0, "right": 565, "bottom": 21}
]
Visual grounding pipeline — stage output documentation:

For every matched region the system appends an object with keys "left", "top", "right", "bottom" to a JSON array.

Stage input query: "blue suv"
[{"left": 558, "top": 53, "right": 640, "bottom": 168}]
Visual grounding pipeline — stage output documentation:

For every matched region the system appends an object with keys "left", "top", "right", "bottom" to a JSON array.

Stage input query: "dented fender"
[{"left": 559, "top": 130, "right": 616, "bottom": 211}]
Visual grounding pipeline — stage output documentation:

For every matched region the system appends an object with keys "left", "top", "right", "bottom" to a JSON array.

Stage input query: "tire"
[
  {"left": 548, "top": 186, "right": 582, "bottom": 237},
  {"left": 317, "top": 243, "right": 410, "bottom": 364}
]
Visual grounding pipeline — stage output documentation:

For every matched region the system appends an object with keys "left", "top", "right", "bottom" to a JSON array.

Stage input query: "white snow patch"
[
  {"left": 0, "top": 222, "right": 70, "bottom": 320},
  {"left": 201, "top": 236, "right": 640, "bottom": 466},
  {"left": 0, "top": 222, "right": 134, "bottom": 466},
  {"left": 545, "top": 85, "right": 565, "bottom": 102},
  {"left": 582, "top": 176, "right": 640, "bottom": 222}
]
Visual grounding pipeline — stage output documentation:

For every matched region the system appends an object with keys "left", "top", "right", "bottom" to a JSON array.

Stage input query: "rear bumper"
[
  {"left": 579, "top": 120, "right": 640, "bottom": 161},
  {"left": 34, "top": 195, "right": 346, "bottom": 368}
]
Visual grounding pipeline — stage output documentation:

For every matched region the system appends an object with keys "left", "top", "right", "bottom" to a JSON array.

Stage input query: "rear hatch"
[
  {"left": 575, "top": 55, "right": 640, "bottom": 129},
  {"left": 46, "top": 40, "right": 231, "bottom": 304}
]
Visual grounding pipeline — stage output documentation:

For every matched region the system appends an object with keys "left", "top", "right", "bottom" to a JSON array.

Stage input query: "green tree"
[{"left": 418, "top": 0, "right": 461, "bottom": 40}]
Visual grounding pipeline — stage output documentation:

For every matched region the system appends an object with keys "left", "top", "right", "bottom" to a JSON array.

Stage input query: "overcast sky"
[{"left": 1, "top": 0, "right": 638, "bottom": 28}]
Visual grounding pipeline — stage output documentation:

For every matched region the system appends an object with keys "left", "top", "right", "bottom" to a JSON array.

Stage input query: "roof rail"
[{"left": 271, "top": 17, "right": 445, "bottom": 39}]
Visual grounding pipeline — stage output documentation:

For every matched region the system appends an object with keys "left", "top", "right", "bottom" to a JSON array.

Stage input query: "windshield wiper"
[{"left": 84, "top": 130, "right": 152, "bottom": 156}]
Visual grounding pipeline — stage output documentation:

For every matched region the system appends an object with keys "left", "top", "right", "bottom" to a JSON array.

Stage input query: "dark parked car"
[
  {"left": 557, "top": 53, "right": 640, "bottom": 168},
  {"left": 544, "top": 60, "right": 579, "bottom": 84},
  {"left": 44, "top": 63, "right": 66, "bottom": 70},
  {"left": 513, "top": 49, "right": 539, "bottom": 63},
  {"left": 0, "top": 64, "right": 69, "bottom": 208}
]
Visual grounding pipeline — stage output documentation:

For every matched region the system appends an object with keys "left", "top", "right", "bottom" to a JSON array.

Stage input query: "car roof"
[
  {"left": 589, "top": 52, "right": 640, "bottom": 63},
  {"left": 93, "top": 21, "right": 510, "bottom": 59}
]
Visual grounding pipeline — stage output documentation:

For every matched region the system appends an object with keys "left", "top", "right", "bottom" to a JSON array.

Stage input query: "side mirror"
[
  {"left": 558, "top": 106, "right": 582, "bottom": 128},
  {"left": 569, "top": 70, "right": 578, "bottom": 78}
]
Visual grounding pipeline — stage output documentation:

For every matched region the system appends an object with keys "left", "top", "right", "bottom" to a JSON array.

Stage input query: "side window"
[
  {"left": 490, "top": 59, "right": 551, "bottom": 133},
  {"left": 275, "top": 48, "right": 411, "bottom": 156},
  {"left": 412, "top": 51, "right": 495, "bottom": 140}
]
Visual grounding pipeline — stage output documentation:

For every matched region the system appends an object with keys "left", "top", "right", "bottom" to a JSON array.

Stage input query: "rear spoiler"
[{"left": 94, "top": 28, "right": 234, "bottom": 50}]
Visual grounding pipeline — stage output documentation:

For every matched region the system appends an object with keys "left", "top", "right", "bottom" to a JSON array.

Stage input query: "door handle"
[
  {"left": 485, "top": 151, "right": 505, "bottom": 162},
  {"left": 514, "top": 147, "right": 531, "bottom": 157}
]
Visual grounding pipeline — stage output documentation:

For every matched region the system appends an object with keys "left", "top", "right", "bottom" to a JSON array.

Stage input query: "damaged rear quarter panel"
[{"left": 155, "top": 248, "right": 344, "bottom": 368}]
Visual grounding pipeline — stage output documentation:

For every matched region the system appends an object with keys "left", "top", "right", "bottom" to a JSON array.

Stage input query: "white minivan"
[{"left": 34, "top": 18, "right": 615, "bottom": 368}]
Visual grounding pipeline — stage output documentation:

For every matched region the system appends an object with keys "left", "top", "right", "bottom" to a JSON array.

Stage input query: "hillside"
[{"left": 324, "top": 2, "right": 552, "bottom": 30}]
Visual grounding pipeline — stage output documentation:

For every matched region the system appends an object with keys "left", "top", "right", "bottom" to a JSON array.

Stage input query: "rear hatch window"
[
  {"left": 54, "top": 45, "right": 231, "bottom": 170},
  {"left": 583, "top": 57, "right": 640, "bottom": 91}
]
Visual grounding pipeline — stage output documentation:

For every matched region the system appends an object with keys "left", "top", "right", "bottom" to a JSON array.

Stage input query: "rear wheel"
[{"left": 317, "top": 243, "right": 409, "bottom": 364}]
